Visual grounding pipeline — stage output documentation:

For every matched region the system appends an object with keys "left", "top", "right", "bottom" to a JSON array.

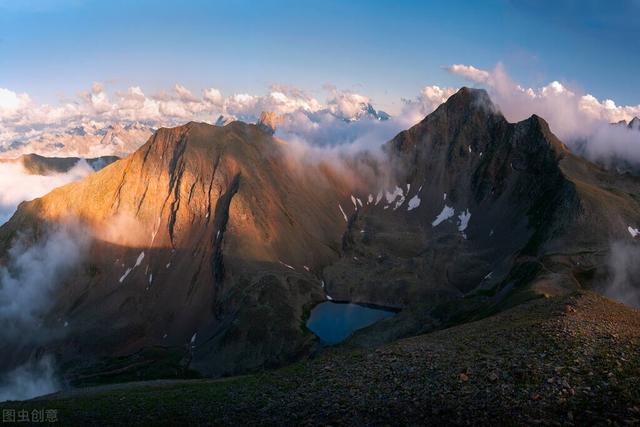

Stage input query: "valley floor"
[{"left": 3, "top": 291, "right": 640, "bottom": 426}]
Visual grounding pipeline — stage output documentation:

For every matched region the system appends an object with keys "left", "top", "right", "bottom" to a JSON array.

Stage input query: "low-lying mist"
[
  {"left": 0, "top": 223, "right": 91, "bottom": 401},
  {"left": 603, "top": 241, "right": 640, "bottom": 308},
  {"left": 0, "top": 356, "right": 59, "bottom": 402},
  {"left": 0, "top": 160, "right": 94, "bottom": 225}
]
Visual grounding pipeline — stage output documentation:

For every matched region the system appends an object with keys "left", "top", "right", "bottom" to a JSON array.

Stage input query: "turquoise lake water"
[{"left": 306, "top": 301, "right": 397, "bottom": 345}]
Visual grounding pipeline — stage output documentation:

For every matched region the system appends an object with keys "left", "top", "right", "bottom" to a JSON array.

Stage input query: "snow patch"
[
  {"left": 457, "top": 209, "right": 471, "bottom": 232},
  {"left": 350, "top": 195, "right": 358, "bottom": 208},
  {"left": 119, "top": 268, "right": 132, "bottom": 283},
  {"left": 432, "top": 205, "right": 455, "bottom": 227},
  {"left": 338, "top": 203, "right": 348, "bottom": 222},
  {"left": 368, "top": 194, "right": 373, "bottom": 204},
  {"left": 628, "top": 226, "right": 639, "bottom": 238},
  {"left": 134, "top": 251, "right": 145, "bottom": 267},
  {"left": 375, "top": 190, "right": 383, "bottom": 205},
  {"left": 385, "top": 186, "right": 404, "bottom": 204},
  {"left": 443, "top": 192, "right": 447, "bottom": 200},
  {"left": 279, "top": 261, "right": 295, "bottom": 270},
  {"left": 407, "top": 195, "right": 421, "bottom": 211}
]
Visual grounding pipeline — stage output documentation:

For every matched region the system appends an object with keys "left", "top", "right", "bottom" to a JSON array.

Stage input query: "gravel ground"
[{"left": 3, "top": 291, "right": 640, "bottom": 426}]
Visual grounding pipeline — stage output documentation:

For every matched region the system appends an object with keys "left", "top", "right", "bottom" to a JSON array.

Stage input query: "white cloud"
[
  {"left": 202, "top": 87, "right": 223, "bottom": 106},
  {"left": 174, "top": 84, "right": 198, "bottom": 103},
  {"left": 446, "top": 64, "right": 491, "bottom": 84},
  {"left": 326, "top": 90, "right": 372, "bottom": 121},
  {"left": 0, "top": 88, "right": 31, "bottom": 118},
  {"left": 447, "top": 63, "right": 640, "bottom": 138},
  {"left": 0, "top": 223, "right": 90, "bottom": 338},
  {"left": 0, "top": 160, "right": 94, "bottom": 224},
  {"left": 400, "top": 85, "right": 458, "bottom": 125},
  {"left": 0, "top": 222, "right": 91, "bottom": 401},
  {"left": 0, "top": 356, "right": 60, "bottom": 402},
  {"left": 446, "top": 62, "right": 640, "bottom": 169}
]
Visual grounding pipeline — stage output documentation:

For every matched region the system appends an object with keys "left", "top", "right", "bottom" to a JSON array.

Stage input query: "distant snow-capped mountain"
[
  {"left": 614, "top": 116, "right": 640, "bottom": 130},
  {"left": 320, "top": 102, "right": 390, "bottom": 123},
  {"left": 0, "top": 121, "right": 154, "bottom": 159}
]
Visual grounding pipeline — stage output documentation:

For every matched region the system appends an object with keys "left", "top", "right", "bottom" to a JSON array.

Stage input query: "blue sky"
[{"left": 0, "top": 0, "right": 638, "bottom": 113}]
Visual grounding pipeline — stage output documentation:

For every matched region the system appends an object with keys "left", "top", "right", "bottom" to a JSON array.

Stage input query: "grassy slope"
[{"left": 3, "top": 291, "right": 640, "bottom": 425}]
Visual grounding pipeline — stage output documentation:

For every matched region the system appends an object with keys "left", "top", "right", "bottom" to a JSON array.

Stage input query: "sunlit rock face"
[
  {"left": 1, "top": 88, "right": 639, "bottom": 382},
  {"left": 255, "top": 111, "right": 282, "bottom": 135},
  {"left": 0, "top": 119, "right": 360, "bottom": 378}
]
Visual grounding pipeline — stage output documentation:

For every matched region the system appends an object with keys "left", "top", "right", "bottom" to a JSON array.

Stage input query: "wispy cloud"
[
  {"left": 0, "top": 160, "right": 94, "bottom": 225},
  {"left": 0, "top": 222, "right": 90, "bottom": 401},
  {"left": 446, "top": 63, "right": 640, "bottom": 138},
  {"left": 446, "top": 63, "right": 640, "bottom": 169}
]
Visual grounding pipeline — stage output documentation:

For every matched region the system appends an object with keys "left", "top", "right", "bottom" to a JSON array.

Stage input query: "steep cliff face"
[{"left": 1, "top": 88, "right": 639, "bottom": 381}]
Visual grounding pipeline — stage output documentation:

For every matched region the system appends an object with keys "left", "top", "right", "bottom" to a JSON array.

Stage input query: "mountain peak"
[
  {"left": 447, "top": 86, "right": 495, "bottom": 111},
  {"left": 215, "top": 114, "right": 236, "bottom": 127},
  {"left": 256, "top": 111, "right": 282, "bottom": 135},
  {"left": 416, "top": 87, "right": 501, "bottom": 128}
]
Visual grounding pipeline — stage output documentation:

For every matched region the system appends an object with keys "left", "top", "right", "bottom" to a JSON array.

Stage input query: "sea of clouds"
[{"left": 0, "top": 160, "right": 94, "bottom": 225}]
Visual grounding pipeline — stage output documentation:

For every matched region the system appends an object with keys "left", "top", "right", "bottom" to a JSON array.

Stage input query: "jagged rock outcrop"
[
  {"left": 255, "top": 111, "right": 282, "bottom": 135},
  {"left": 214, "top": 115, "right": 236, "bottom": 127}
]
